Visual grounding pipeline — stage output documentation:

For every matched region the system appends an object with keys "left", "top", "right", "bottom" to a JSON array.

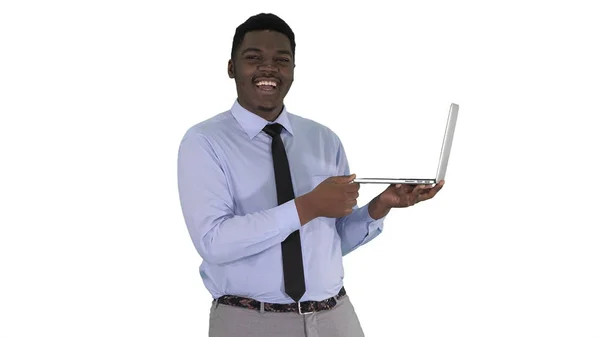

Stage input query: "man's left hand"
[
  {"left": 366, "top": 180, "right": 445, "bottom": 219},
  {"left": 379, "top": 180, "right": 444, "bottom": 208}
]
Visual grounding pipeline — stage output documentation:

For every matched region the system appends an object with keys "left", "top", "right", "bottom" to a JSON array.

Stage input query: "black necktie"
[{"left": 263, "top": 123, "right": 306, "bottom": 302}]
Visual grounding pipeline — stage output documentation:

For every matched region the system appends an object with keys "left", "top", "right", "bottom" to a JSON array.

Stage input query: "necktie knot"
[{"left": 263, "top": 123, "right": 284, "bottom": 137}]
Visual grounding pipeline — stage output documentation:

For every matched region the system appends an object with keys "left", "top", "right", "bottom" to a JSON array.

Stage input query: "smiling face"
[{"left": 228, "top": 30, "right": 294, "bottom": 121}]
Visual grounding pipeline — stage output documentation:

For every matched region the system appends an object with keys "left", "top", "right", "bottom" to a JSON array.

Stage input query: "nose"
[{"left": 257, "top": 60, "right": 278, "bottom": 72}]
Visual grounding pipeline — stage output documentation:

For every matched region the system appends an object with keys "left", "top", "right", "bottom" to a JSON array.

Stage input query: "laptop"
[{"left": 353, "top": 103, "right": 459, "bottom": 185}]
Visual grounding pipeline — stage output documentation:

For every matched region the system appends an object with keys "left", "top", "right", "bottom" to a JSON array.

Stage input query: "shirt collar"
[{"left": 230, "top": 99, "right": 294, "bottom": 139}]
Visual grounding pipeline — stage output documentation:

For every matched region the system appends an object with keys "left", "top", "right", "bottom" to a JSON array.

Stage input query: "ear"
[
  {"left": 227, "top": 59, "right": 234, "bottom": 78},
  {"left": 291, "top": 63, "right": 296, "bottom": 83}
]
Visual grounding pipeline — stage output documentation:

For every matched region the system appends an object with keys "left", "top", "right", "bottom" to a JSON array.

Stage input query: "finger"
[
  {"left": 419, "top": 182, "right": 444, "bottom": 200},
  {"left": 426, "top": 181, "right": 444, "bottom": 195},
  {"left": 328, "top": 175, "right": 349, "bottom": 183},
  {"left": 418, "top": 185, "right": 435, "bottom": 196},
  {"left": 411, "top": 184, "right": 427, "bottom": 196},
  {"left": 410, "top": 185, "right": 428, "bottom": 204},
  {"left": 342, "top": 184, "right": 359, "bottom": 195},
  {"left": 394, "top": 184, "right": 413, "bottom": 194},
  {"left": 347, "top": 182, "right": 360, "bottom": 192},
  {"left": 346, "top": 191, "right": 359, "bottom": 199},
  {"left": 333, "top": 174, "right": 356, "bottom": 184}
]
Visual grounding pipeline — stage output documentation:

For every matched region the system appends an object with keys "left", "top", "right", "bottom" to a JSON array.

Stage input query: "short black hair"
[{"left": 231, "top": 13, "right": 296, "bottom": 60}]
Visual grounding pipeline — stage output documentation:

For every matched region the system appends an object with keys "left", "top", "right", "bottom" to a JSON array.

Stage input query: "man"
[{"left": 177, "top": 13, "right": 444, "bottom": 337}]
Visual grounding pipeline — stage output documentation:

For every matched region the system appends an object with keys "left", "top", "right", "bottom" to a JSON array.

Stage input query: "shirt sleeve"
[
  {"left": 333, "top": 139, "right": 385, "bottom": 256},
  {"left": 177, "top": 130, "right": 301, "bottom": 265}
]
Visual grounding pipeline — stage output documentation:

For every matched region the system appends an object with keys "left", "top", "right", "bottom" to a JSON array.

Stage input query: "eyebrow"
[{"left": 241, "top": 47, "right": 292, "bottom": 56}]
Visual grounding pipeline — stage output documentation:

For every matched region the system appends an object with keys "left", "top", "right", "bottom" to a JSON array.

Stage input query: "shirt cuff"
[
  {"left": 361, "top": 205, "right": 385, "bottom": 240},
  {"left": 275, "top": 199, "right": 302, "bottom": 237}
]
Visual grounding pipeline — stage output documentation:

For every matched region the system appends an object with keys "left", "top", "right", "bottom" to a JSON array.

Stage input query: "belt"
[{"left": 215, "top": 287, "right": 346, "bottom": 315}]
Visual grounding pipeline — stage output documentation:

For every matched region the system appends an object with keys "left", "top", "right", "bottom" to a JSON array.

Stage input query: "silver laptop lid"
[{"left": 435, "top": 103, "right": 459, "bottom": 182}]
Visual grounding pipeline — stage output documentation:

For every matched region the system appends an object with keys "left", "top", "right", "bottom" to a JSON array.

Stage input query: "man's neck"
[{"left": 238, "top": 100, "right": 283, "bottom": 122}]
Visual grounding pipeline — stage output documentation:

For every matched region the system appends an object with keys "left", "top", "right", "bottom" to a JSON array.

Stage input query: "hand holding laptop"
[
  {"left": 377, "top": 180, "right": 445, "bottom": 208},
  {"left": 299, "top": 103, "right": 457, "bottom": 220}
]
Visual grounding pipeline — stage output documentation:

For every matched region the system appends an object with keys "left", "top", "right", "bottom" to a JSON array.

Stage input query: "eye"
[
  {"left": 245, "top": 55, "right": 260, "bottom": 60},
  {"left": 276, "top": 57, "right": 290, "bottom": 63}
]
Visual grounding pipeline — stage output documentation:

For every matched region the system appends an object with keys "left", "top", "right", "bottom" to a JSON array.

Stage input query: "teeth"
[{"left": 256, "top": 81, "right": 277, "bottom": 87}]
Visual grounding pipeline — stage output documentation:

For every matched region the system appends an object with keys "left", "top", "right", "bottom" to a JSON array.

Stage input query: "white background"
[{"left": 1, "top": 0, "right": 599, "bottom": 336}]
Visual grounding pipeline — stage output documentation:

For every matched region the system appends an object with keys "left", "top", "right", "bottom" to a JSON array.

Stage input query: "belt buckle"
[{"left": 298, "top": 302, "right": 313, "bottom": 315}]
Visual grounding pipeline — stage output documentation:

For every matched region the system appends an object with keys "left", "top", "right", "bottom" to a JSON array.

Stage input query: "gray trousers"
[{"left": 208, "top": 295, "right": 365, "bottom": 337}]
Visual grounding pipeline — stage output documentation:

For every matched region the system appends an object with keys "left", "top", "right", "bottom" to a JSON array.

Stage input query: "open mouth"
[{"left": 255, "top": 80, "right": 278, "bottom": 93}]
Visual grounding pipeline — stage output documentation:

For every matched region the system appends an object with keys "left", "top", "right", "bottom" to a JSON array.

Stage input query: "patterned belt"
[{"left": 215, "top": 287, "right": 346, "bottom": 315}]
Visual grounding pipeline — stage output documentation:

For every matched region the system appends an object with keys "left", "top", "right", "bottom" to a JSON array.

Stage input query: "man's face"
[{"left": 228, "top": 30, "right": 294, "bottom": 120}]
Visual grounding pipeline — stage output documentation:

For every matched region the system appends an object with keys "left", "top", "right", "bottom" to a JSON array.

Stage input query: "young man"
[{"left": 177, "top": 13, "right": 444, "bottom": 337}]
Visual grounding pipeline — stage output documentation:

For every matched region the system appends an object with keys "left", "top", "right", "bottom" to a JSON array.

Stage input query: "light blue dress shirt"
[{"left": 177, "top": 100, "right": 385, "bottom": 304}]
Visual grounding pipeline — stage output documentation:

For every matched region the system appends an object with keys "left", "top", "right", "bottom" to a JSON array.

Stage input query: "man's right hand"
[{"left": 296, "top": 174, "right": 359, "bottom": 225}]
